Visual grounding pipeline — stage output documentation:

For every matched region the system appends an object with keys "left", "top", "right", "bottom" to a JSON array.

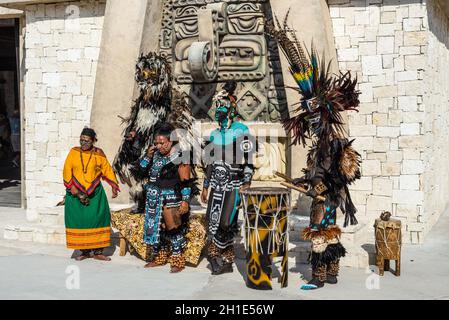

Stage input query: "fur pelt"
[
  {"left": 310, "top": 242, "right": 346, "bottom": 268},
  {"left": 302, "top": 225, "right": 342, "bottom": 242}
]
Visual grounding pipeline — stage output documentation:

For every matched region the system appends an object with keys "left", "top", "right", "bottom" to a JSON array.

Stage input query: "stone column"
[
  {"left": 269, "top": 0, "right": 340, "bottom": 212},
  {"left": 90, "top": 0, "right": 163, "bottom": 204}
]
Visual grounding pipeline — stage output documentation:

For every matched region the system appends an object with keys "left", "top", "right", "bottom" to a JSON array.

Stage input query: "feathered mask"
[
  {"left": 266, "top": 11, "right": 360, "bottom": 146},
  {"left": 135, "top": 52, "right": 172, "bottom": 103}
]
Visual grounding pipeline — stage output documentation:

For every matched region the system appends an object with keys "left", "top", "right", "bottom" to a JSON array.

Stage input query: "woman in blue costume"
[
  {"left": 134, "top": 123, "right": 192, "bottom": 273},
  {"left": 201, "top": 81, "right": 255, "bottom": 275}
]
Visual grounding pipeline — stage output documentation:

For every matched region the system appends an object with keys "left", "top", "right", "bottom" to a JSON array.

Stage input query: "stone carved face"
[
  {"left": 158, "top": 0, "right": 288, "bottom": 181},
  {"left": 172, "top": 2, "right": 267, "bottom": 84},
  {"left": 159, "top": 0, "right": 287, "bottom": 123}
]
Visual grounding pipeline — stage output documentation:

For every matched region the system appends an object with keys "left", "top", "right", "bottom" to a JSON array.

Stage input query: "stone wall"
[
  {"left": 328, "top": 0, "right": 449, "bottom": 244},
  {"left": 422, "top": 0, "right": 449, "bottom": 238},
  {"left": 23, "top": 1, "right": 105, "bottom": 218}
]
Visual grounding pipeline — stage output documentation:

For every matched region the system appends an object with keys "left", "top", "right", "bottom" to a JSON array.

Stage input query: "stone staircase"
[
  {"left": 3, "top": 205, "right": 373, "bottom": 268},
  {"left": 3, "top": 204, "right": 131, "bottom": 245}
]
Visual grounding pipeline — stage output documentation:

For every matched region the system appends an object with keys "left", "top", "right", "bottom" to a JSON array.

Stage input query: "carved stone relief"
[
  {"left": 252, "top": 137, "right": 287, "bottom": 181},
  {"left": 159, "top": 0, "right": 288, "bottom": 179}
]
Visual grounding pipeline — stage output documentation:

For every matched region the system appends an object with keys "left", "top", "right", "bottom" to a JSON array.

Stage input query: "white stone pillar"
[{"left": 90, "top": 0, "right": 163, "bottom": 204}]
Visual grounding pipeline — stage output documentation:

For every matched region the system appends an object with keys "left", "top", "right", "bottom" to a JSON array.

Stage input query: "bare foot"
[
  {"left": 144, "top": 261, "right": 164, "bottom": 268},
  {"left": 170, "top": 266, "right": 184, "bottom": 273},
  {"left": 75, "top": 255, "right": 90, "bottom": 261},
  {"left": 93, "top": 254, "right": 111, "bottom": 261}
]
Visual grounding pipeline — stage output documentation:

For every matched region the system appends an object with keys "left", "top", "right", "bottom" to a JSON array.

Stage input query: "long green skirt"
[{"left": 64, "top": 184, "right": 111, "bottom": 249}]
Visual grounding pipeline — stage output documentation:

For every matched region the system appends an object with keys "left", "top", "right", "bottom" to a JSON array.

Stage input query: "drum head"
[{"left": 241, "top": 187, "right": 290, "bottom": 195}]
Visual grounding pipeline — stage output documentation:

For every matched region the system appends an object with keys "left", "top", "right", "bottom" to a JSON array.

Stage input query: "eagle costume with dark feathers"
[
  {"left": 113, "top": 52, "right": 197, "bottom": 212},
  {"left": 268, "top": 12, "right": 362, "bottom": 290}
]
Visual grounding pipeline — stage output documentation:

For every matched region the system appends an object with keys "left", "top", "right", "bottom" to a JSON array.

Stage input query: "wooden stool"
[
  {"left": 119, "top": 235, "right": 127, "bottom": 256},
  {"left": 374, "top": 218, "right": 401, "bottom": 276},
  {"left": 119, "top": 234, "right": 137, "bottom": 256}
]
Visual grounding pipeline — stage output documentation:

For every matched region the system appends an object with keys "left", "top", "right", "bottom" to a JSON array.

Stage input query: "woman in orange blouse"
[{"left": 63, "top": 127, "right": 120, "bottom": 261}]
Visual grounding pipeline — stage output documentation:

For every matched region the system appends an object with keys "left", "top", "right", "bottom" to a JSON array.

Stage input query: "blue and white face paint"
[
  {"left": 213, "top": 91, "right": 234, "bottom": 130},
  {"left": 215, "top": 107, "right": 230, "bottom": 130}
]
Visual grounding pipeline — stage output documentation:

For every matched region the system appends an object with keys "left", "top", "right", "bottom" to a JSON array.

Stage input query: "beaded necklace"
[{"left": 79, "top": 147, "right": 96, "bottom": 184}]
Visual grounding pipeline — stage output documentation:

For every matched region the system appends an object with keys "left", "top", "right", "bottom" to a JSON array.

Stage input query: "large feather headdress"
[{"left": 266, "top": 11, "right": 360, "bottom": 146}]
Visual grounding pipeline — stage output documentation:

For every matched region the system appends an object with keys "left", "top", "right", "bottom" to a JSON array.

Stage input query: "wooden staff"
[{"left": 280, "top": 181, "right": 326, "bottom": 202}]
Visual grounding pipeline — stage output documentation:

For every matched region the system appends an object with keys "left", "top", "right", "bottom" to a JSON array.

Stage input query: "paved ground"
[{"left": 0, "top": 206, "right": 448, "bottom": 300}]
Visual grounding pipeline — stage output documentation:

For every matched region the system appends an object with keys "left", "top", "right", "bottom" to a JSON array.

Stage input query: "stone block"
[
  {"left": 396, "top": 70, "right": 418, "bottom": 82},
  {"left": 381, "top": 162, "right": 401, "bottom": 176},
  {"left": 373, "top": 85, "right": 398, "bottom": 98},
  {"left": 359, "top": 41, "right": 377, "bottom": 55},
  {"left": 362, "top": 159, "right": 381, "bottom": 176},
  {"left": 367, "top": 195, "right": 392, "bottom": 211},
  {"left": 403, "top": 149, "right": 421, "bottom": 160},
  {"left": 377, "top": 126, "right": 400, "bottom": 138},
  {"left": 381, "top": 11, "right": 396, "bottom": 24},
  {"left": 48, "top": 233, "right": 66, "bottom": 245},
  {"left": 398, "top": 96, "right": 418, "bottom": 111},
  {"left": 85, "top": 47, "right": 101, "bottom": 60},
  {"left": 409, "top": 4, "right": 426, "bottom": 18},
  {"left": 373, "top": 177, "right": 393, "bottom": 196},
  {"left": 3, "top": 226, "right": 19, "bottom": 240},
  {"left": 382, "top": 54, "right": 394, "bottom": 69},
  {"left": 351, "top": 176, "right": 373, "bottom": 191},
  {"left": 349, "top": 125, "right": 377, "bottom": 136},
  {"left": 395, "top": 204, "right": 419, "bottom": 219},
  {"left": 42, "top": 72, "right": 61, "bottom": 87},
  {"left": 346, "top": 25, "right": 365, "bottom": 38},
  {"left": 407, "top": 222, "right": 425, "bottom": 232},
  {"left": 391, "top": 138, "right": 399, "bottom": 151},
  {"left": 404, "top": 55, "right": 426, "bottom": 70},
  {"left": 18, "top": 230, "right": 34, "bottom": 242},
  {"left": 399, "top": 46, "right": 421, "bottom": 55},
  {"left": 378, "top": 23, "right": 398, "bottom": 36},
  {"left": 404, "top": 31, "right": 427, "bottom": 46},
  {"left": 362, "top": 55, "right": 383, "bottom": 75},
  {"left": 352, "top": 137, "right": 374, "bottom": 151},
  {"left": 386, "top": 151, "right": 403, "bottom": 163},
  {"left": 403, "top": 18, "right": 423, "bottom": 32},
  {"left": 33, "top": 229, "right": 49, "bottom": 243},
  {"left": 400, "top": 123, "right": 420, "bottom": 135},
  {"left": 367, "top": 152, "right": 386, "bottom": 161},
  {"left": 332, "top": 17, "right": 346, "bottom": 36},
  {"left": 400, "top": 175, "right": 420, "bottom": 190},
  {"left": 66, "top": 49, "right": 82, "bottom": 62},
  {"left": 377, "top": 36, "right": 395, "bottom": 54},
  {"left": 358, "top": 83, "right": 374, "bottom": 103},
  {"left": 373, "top": 138, "right": 390, "bottom": 152},
  {"left": 399, "top": 136, "right": 425, "bottom": 148},
  {"left": 402, "top": 160, "right": 424, "bottom": 174},
  {"left": 392, "top": 190, "right": 424, "bottom": 205}
]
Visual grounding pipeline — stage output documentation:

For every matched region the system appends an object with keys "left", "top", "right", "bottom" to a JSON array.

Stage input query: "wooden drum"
[{"left": 240, "top": 187, "right": 291, "bottom": 290}]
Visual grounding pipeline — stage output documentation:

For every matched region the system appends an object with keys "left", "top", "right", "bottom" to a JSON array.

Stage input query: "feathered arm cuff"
[{"left": 339, "top": 139, "right": 362, "bottom": 184}]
